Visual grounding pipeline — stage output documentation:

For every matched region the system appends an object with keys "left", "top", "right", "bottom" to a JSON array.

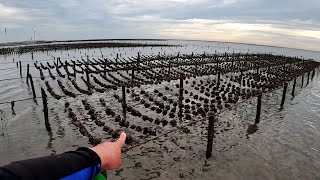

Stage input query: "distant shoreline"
[{"left": 0, "top": 38, "right": 319, "bottom": 54}]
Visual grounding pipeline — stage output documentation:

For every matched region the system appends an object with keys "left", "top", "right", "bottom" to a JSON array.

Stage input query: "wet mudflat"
[{"left": 0, "top": 40, "right": 320, "bottom": 179}]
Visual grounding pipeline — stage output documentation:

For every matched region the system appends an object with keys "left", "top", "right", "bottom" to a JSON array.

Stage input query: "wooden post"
[
  {"left": 10, "top": 100, "right": 15, "bottom": 109},
  {"left": 179, "top": 74, "right": 184, "bottom": 97},
  {"left": 65, "top": 64, "right": 70, "bottom": 79},
  {"left": 193, "top": 53, "right": 198, "bottom": 75},
  {"left": 26, "top": 64, "right": 30, "bottom": 85},
  {"left": 168, "top": 56, "right": 171, "bottom": 76},
  {"left": 291, "top": 78, "right": 296, "bottom": 97},
  {"left": 307, "top": 71, "right": 310, "bottom": 85},
  {"left": 116, "top": 54, "right": 119, "bottom": 63},
  {"left": 85, "top": 69, "right": 91, "bottom": 91},
  {"left": 131, "top": 69, "right": 135, "bottom": 84},
  {"left": 104, "top": 62, "right": 107, "bottom": 76},
  {"left": 16, "top": 62, "right": 18, "bottom": 68},
  {"left": 280, "top": 83, "right": 288, "bottom": 108},
  {"left": 28, "top": 74, "right": 37, "bottom": 99},
  {"left": 255, "top": 94, "right": 262, "bottom": 124},
  {"left": 301, "top": 74, "right": 304, "bottom": 88},
  {"left": 312, "top": 69, "right": 315, "bottom": 80},
  {"left": 19, "top": 61, "right": 22, "bottom": 78},
  {"left": 137, "top": 52, "right": 140, "bottom": 73},
  {"left": 41, "top": 88, "right": 51, "bottom": 132},
  {"left": 122, "top": 86, "right": 126, "bottom": 114},
  {"left": 217, "top": 71, "right": 221, "bottom": 88},
  {"left": 73, "top": 64, "right": 76, "bottom": 79},
  {"left": 206, "top": 114, "right": 215, "bottom": 158}
]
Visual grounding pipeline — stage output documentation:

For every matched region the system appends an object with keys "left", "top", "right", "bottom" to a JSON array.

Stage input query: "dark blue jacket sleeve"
[{"left": 0, "top": 147, "right": 101, "bottom": 180}]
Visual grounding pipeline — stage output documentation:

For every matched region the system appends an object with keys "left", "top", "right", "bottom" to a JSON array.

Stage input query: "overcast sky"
[{"left": 0, "top": 0, "right": 319, "bottom": 51}]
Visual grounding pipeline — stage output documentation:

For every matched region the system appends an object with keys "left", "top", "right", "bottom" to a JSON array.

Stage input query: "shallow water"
[{"left": 0, "top": 40, "right": 319, "bottom": 179}]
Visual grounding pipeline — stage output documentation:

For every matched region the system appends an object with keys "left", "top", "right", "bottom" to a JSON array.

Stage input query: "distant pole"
[{"left": 41, "top": 88, "right": 51, "bottom": 132}]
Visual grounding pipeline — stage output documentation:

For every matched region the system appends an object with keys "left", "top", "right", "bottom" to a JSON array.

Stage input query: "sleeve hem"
[{"left": 76, "top": 147, "right": 102, "bottom": 166}]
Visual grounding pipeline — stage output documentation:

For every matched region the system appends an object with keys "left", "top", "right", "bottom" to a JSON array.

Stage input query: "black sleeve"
[{"left": 0, "top": 147, "right": 101, "bottom": 180}]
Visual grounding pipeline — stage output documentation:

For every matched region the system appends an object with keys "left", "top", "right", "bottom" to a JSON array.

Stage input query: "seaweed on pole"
[
  {"left": 100, "top": 74, "right": 120, "bottom": 86},
  {"left": 40, "top": 63, "right": 48, "bottom": 70},
  {"left": 56, "top": 67, "right": 66, "bottom": 78},
  {"left": 34, "top": 62, "right": 41, "bottom": 70},
  {"left": 44, "top": 81, "right": 62, "bottom": 100},
  {"left": 54, "top": 61, "right": 63, "bottom": 69},
  {"left": 47, "top": 68, "right": 56, "bottom": 80},
  {"left": 57, "top": 80, "right": 77, "bottom": 98},
  {"left": 92, "top": 76, "right": 115, "bottom": 89},
  {"left": 47, "top": 62, "right": 55, "bottom": 69},
  {"left": 39, "top": 69, "right": 45, "bottom": 80},
  {"left": 80, "top": 76, "right": 94, "bottom": 92},
  {"left": 71, "top": 79, "right": 92, "bottom": 95}
]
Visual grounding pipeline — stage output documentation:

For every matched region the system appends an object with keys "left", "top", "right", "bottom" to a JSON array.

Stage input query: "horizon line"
[{"left": 1, "top": 38, "right": 319, "bottom": 54}]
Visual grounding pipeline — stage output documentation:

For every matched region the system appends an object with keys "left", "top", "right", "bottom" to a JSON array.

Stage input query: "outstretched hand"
[{"left": 91, "top": 132, "right": 126, "bottom": 171}]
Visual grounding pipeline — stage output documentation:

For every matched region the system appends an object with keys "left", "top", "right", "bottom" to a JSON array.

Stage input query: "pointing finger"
[{"left": 117, "top": 132, "right": 126, "bottom": 148}]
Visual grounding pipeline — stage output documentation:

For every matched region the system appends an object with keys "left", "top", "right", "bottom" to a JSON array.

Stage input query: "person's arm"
[{"left": 0, "top": 133, "right": 126, "bottom": 180}]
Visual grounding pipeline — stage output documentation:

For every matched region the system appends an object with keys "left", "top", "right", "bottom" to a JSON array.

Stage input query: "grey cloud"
[{"left": 0, "top": 0, "right": 319, "bottom": 51}]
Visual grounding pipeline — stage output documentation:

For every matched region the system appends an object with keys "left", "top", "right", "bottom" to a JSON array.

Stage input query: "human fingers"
[{"left": 116, "top": 132, "right": 126, "bottom": 148}]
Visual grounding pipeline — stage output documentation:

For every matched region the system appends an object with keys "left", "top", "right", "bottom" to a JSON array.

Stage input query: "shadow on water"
[
  {"left": 47, "top": 131, "right": 56, "bottom": 155},
  {"left": 246, "top": 124, "right": 259, "bottom": 139},
  {"left": 11, "top": 101, "right": 16, "bottom": 116}
]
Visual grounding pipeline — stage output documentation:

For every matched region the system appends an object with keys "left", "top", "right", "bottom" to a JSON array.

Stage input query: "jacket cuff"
[{"left": 76, "top": 147, "right": 101, "bottom": 167}]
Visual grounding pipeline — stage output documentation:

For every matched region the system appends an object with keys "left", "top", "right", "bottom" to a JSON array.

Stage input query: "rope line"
[{"left": 124, "top": 118, "right": 201, "bottom": 152}]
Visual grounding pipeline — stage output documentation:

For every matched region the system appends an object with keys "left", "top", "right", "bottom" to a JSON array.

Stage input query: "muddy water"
[{"left": 0, "top": 40, "right": 319, "bottom": 179}]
